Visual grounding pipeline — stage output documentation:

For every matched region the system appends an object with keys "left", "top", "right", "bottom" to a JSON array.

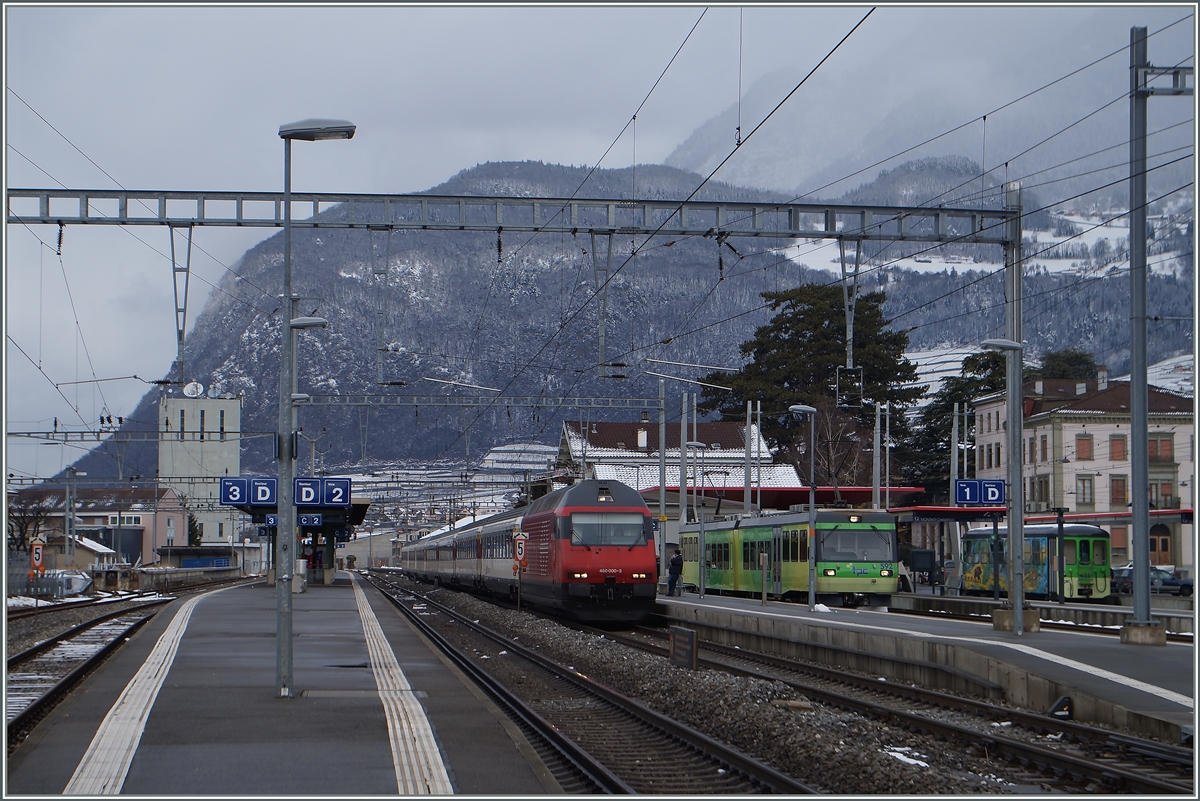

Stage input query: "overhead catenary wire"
[{"left": 433, "top": 9, "right": 876, "bottom": 462}]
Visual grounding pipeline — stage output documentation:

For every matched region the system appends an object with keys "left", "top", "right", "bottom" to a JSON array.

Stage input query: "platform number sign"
[
  {"left": 220, "top": 478, "right": 249, "bottom": 506},
  {"left": 321, "top": 478, "right": 351, "bottom": 507},
  {"left": 955, "top": 479, "right": 1006, "bottom": 506}
]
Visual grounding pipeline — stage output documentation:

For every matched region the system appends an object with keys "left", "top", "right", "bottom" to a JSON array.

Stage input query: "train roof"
[
  {"left": 525, "top": 479, "right": 649, "bottom": 516},
  {"left": 965, "top": 522, "right": 1110, "bottom": 537},
  {"left": 678, "top": 508, "right": 896, "bottom": 534}
]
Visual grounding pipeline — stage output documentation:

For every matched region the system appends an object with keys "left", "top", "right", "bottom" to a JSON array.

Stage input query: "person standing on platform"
[{"left": 667, "top": 548, "right": 683, "bottom": 597}]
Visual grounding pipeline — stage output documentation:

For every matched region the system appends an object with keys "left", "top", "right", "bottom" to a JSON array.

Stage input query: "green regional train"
[
  {"left": 678, "top": 508, "right": 899, "bottom": 607},
  {"left": 960, "top": 523, "right": 1112, "bottom": 601}
]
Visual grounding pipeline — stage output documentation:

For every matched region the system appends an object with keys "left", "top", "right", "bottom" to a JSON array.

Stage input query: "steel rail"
[
  {"left": 613, "top": 625, "right": 1191, "bottom": 794},
  {"left": 366, "top": 576, "right": 631, "bottom": 793},
  {"left": 370, "top": 575, "right": 815, "bottom": 793}
]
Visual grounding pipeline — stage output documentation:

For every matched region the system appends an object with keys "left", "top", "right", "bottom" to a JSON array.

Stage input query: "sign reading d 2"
[
  {"left": 322, "top": 478, "right": 351, "bottom": 507},
  {"left": 294, "top": 477, "right": 321, "bottom": 506}
]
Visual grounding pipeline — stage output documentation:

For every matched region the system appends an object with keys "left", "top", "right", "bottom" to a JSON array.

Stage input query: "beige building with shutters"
[{"left": 974, "top": 376, "right": 1193, "bottom": 571}]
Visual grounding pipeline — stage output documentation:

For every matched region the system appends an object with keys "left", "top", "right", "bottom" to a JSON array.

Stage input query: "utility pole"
[{"left": 1123, "top": 26, "right": 1190, "bottom": 646}]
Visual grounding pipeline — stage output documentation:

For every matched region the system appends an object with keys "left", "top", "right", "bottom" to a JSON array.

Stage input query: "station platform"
[
  {"left": 6, "top": 574, "right": 559, "bottom": 795},
  {"left": 658, "top": 591, "right": 1194, "bottom": 743}
]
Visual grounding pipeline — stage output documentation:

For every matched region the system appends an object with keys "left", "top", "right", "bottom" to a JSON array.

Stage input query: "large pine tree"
[{"left": 697, "top": 284, "right": 923, "bottom": 491}]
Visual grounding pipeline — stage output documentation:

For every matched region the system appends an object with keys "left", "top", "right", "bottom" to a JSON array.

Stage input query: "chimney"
[
  {"left": 641, "top": 411, "right": 649, "bottom": 423},
  {"left": 1098, "top": 369, "right": 1108, "bottom": 391}
]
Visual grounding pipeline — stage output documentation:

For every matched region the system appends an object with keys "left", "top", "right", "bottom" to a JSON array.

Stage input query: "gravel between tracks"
[
  {"left": 411, "top": 583, "right": 1024, "bottom": 794},
  {"left": 6, "top": 599, "right": 156, "bottom": 656}
]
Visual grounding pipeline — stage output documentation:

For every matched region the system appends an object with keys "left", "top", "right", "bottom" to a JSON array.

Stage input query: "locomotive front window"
[
  {"left": 818, "top": 525, "right": 894, "bottom": 561},
  {"left": 1077, "top": 540, "right": 1091, "bottom": 564},
  {"left": 570, "top": 513, "right": 646, "bottom": 547}
]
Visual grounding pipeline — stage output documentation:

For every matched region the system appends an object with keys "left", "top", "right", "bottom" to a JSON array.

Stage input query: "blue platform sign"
[
  {"left": 981, "top": 479, "right": 1006, "bottom": 505},
  {"left": 322, "top": 478, "right": 352, "bottom": 507},
  {"left": 219, "top": 478, "right": 249, "bottom": 506},
  {"left": 265, "top": 514, "right": 278, "bottom": 527},
  {"left": 954, "top": 479, "right": 981, "bottom": 505},
  {"left": 298, "top": 513, "right": 323, "bottom": 527},
  {"left": 294, "top": 478, "right": 321, "bottom": 506},
  {"left": 250, "top": 478, "right": 277, "bottom": 506}
]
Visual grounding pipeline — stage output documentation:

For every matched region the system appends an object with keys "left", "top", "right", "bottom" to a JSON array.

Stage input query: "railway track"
[
  {"left": 6, "top": 605, "right": 164, "bottom": 750},
  {"left": 598, "top": 623, "right": 1193, "bottom": 794},
  {"left": 367, "top": 573, "right": 814, "bottom": 794}
]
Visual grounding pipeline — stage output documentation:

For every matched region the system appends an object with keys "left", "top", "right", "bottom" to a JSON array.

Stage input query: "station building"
[{"left": 974, "top": 375, "right": 1193, "bottom": 572}]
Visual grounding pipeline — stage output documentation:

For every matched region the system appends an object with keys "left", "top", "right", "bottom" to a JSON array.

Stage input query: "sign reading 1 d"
[
  {"left": 293, "top": 477, "right": 352, "bottom": 507},
  {"left": 954, "top": 479, "right": 1005, "bottom": 505}
]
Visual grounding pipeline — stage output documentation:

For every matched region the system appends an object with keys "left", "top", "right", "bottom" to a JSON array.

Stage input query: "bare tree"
[{"left": 7, "top": 492, "right": 60, "bottom": 553}]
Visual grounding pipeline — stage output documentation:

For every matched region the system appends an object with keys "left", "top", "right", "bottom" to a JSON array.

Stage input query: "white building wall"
[{"left": 158, "top": 396, "right": 243, "bottom": 544}]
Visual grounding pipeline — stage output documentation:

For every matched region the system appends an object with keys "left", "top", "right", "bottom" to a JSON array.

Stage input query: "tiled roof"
[
  {"left": 591, "top": 463, "right": 803, "bottom": 491},
  {"left": 1036, "top": 382, "right": 1191, "bottom": 416},
  {"left": 563, "top": 420, "right": 768, "bottom": 457}
]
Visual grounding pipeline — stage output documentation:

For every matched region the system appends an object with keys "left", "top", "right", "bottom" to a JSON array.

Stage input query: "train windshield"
[
  {"left": 818, "top": 525, "right": 894, "bottom": 562},
  {"left": 569, "top": 513, "right": 646, "bottom": 548}
]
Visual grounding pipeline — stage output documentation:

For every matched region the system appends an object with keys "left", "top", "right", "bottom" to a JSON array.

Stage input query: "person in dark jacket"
[{"left": 667, "top": 548, "right": 684, "bottom": 596}]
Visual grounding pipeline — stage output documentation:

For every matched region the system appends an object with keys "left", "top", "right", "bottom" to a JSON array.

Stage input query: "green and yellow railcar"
[{"left": 679, "top": 509, "right": 899, "bottom": 607}]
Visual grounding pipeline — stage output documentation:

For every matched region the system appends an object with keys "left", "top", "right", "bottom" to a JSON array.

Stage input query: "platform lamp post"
[
  {"left": 982, "top": 338, "right": 1026, "bottom": 636},
  {"left": 276, "top": 118, "right": 355, "bottom": 699},
  {"left": 789, "top": 405, "right": 818, "bottom": 612},
  {"left": 685, "top": 441, "right": 707, "bottom": 597}
]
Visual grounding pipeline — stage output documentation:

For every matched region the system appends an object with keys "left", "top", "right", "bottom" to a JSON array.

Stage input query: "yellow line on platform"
[{"left": 352, "top": 575, "right": 453, "bottom": 794}]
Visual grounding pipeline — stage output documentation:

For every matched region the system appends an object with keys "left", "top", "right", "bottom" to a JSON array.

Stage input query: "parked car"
[{"left": 1111, "top": 566, "right": 1193, "bottom": 596}]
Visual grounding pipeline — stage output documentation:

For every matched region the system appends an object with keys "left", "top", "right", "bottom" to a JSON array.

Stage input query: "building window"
[
  {"left": 1035, "top": 475, "right": 1050, "bottom": 505},
  {"left": 1148, "top": 435, "right": 1174, "bottom": 463},
  {"left": 1039, "top": 434, "right": 1048, "bottom": 463},
  {"left": 986, "top": 444, "right": 993, "bottom": 470},
  {"left": 108, "top": 515, "right": 142, "bottom": 526},
  {"left": 986, "top": 413, "right": 992, "bottom": 433},
  {"left": 1152, "top": 483, "right": 1175, "bottom": 509},
  {"left": 995, "top": 443, "right": 1001, "bottom": 468},
  {"left": 1028, "top": 437, "right": 1036, "bottom": 465},
  {"left": 199, "top": 409, "right": 206, "bottom": 441},
  {"left": 179, "top": 409, "right": 186, "bottom": 441},
  {"left": 1075, "top": 434, "right": 1093, "bottom": 460},
  {"left": 1110, "top": 434, "right": 1126, "bottom": 461},
  {"left": 1110, "top": 475, "right": 1128, "bottom": 506},
  {"left": 220, "top": 409, "right": 226, "bottom": 441},
  {"left": 1076, "top": 476, "right": 1094, "bottom": 505}
]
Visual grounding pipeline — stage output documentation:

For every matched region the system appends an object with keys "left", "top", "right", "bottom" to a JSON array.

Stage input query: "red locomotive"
[{"left": 399, "top": 479, "right": 659, "bottom": 621}]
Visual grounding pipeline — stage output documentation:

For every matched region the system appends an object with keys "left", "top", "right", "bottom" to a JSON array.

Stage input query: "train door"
[
  {"left": 476, "top": 534, "right": 483, "bottom": 588},
  {"left": 771, "top": 526, "right": 783, "bottom": 595}
]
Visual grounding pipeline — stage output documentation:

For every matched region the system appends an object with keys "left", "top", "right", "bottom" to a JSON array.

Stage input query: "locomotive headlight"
[
  {"left": 823, "top": 568, "right": 837, "bottom": 576},
  {"left": 573, "top": 572, "right": 588, "bottom": 579},
  {"left": 879, "top": 569, "right": 893, "bottom": 577},
  {"left": 631, "top": 572, "right": 648, "bottom": 579}
]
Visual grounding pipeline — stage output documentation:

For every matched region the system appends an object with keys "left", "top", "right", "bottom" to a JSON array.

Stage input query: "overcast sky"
[{"left": 4, "top": 4, "right": 1195, "bottom": 482}]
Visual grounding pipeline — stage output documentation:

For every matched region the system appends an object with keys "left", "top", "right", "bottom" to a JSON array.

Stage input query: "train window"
[
  {"left": 819, "top": 526, "right": 893, "bottom": 562},
  {"left": 798, "top": 530, "right": 808, "bottom": 562},
  {"left": 570, "top": 513, "right": 645, "bottom": 547},
  {"left": 790, "top": 531, "right": 799, "bottom": 562},
  {"left": 1077, "top": 540, "right": 1091, "bottom": 564},
  {"left": 1094, "top": 540, "right": 1106, "bottom": 564}
]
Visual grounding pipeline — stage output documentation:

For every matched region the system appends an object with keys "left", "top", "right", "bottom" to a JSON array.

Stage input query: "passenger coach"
[
  {"left": 679, "top": 508, "right": 899, "bottom": 607},
  {"left": 401, "top": 479, "right": 658, "bottom": 621},
  {"left": 960, "top": 523, "right": 1112, "bottom": 601}
]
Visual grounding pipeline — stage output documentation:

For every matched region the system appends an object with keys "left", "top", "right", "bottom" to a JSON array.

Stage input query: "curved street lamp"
[
  {"left": 275, "top": 118, "right": 355, "bottom": 699},
  {"left": 789, "top": 405, "right": 818, "bottom": 611}
]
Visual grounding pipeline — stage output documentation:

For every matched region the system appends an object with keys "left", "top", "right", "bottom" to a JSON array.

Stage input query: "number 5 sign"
[
  {"left": 31, "top": 539, "right": 45, "bottom": 573},
  {"left": 513, "top": 532, "right": 528, "bottom": 562}
]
